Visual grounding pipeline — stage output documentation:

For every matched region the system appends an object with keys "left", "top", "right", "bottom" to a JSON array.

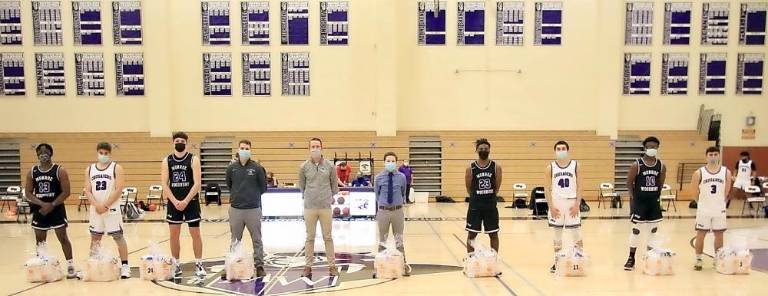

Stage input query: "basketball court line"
[
  {"left": 7, "top": 283, "right": 46, "bottom": 296},
  {"left": 449, "top": 233, "right": 519, "bottom": 296},
  {"left": 450, "top": 233, "right": 548, "bottom": 296},
  {"left": 423, "top": 217, "right": 488, "bottom": 296}
]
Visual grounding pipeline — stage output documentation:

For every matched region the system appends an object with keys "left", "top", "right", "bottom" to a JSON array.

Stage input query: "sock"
[
  {"left": 629, "top": 247, "right": 637, "bottom": 259},
  {"left": 67, "top": 259, "right": 74, "bottom": 267},
  {"left": 121, "top": 260, "right": 128, "bottom": 266},
  {"left": 196, "top": 259, "right": 203, "bottom": 266},
  {"left": 696, "top": 254, "right": 702, "bottom": 260}
]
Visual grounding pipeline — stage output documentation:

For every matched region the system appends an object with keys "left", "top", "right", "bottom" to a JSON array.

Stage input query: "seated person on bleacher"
[{"left": 351, "top": 172, "right": 371, "bottom": 187}]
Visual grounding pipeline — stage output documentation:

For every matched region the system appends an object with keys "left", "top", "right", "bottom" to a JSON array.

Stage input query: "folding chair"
[
  {"left": 16, "top": 189, "right": 30, "bottom": 223},
  {"left": 146, "top": 185, "right": 164, "bottom": 209},
  {"left": 505, "top": 183, "right": 528, "bottom": 208},
  {"left": 77, "top": 189, "right": 89, "bottom": 211},
  {"left": 742, "top": 185, "right": 765, "bottom": 217},
  {"left": 660, "top": 184, "right": 677, "bottom": 212},
  {"left": 598, "top": 183, "right": 620, "bottom": 208},
  {"left": 1, "top": 186, "right": 21, "bottom": 212},
  {"left": 121, "top": 187, "right": 139, "bottom": 215}
]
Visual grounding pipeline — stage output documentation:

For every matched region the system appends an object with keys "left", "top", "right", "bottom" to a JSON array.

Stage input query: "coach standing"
[{"left": 226, "top": 139, "right": 268, "bottom": 277}]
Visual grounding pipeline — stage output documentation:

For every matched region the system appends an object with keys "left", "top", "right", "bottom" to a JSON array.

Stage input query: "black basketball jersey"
[
  {"left": 31, "top": 164, "right": 63, "bottom": 210},
  {"left": 470, "top": 160, "right": 497, "bottom": 205},
  {"left": 167, "top": 153, "right": 197, "bottom": 201},
  {"left": 633, "top": 158, "right": 663, "bottom": 200}
]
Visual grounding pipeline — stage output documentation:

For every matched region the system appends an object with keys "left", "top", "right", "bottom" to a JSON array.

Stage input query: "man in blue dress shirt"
[{"left": 374, "top": 152, "right": 410, "bottom": 276}]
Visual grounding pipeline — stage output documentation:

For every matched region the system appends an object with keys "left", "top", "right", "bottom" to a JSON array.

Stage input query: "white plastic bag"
[
  {"left": 224, "top": 240, "right": 254, "bottom": 281},
  {"left": 140, "top": 241, "right": 174, "bottom": 281},
  {"left": 643, "top": 240, "right": 676, "bottom": 276},
  {"left": 374, "top": 235, "right": 406, "bottom": 279},
  {"left": 81, "top": 243, "right": 120, "bottom": 282},
  {"left": 24, "top": 242, "right": 64, "bottom": 283},
  {"left": 716, "top": 240, "right": 753, "bottom": 275},
  {"left": 463, "top": 240, "right": 499, "bottom": 278},
  {"left": 554, "top": 245, "right": 588, "bottom": 277}
]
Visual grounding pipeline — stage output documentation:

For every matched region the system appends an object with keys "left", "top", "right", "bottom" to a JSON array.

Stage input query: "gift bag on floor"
[
  {"left": 555, "top": 245, "right": 588, "bottom": 277},
  {"left": 463, "top": 240, "right": 499, "bottom": 278},
  {"left": 24, "top": 242, "right": 64, "bottom": 283},
  {"left": 224, "top": 240, "right": 254, "bottom": 281},
  {"left": 81, "top": 243, "right": 120, "bottom": 282},
  {"left": 643, "top": 241, "right": 676, "bottom": 276},
  {"left": 374, "top": 236, "right": 405, "bottom": 279},
  {"left": 716, "top": 240, "right": 753, "bottom": 275},
  {"left": 140, "top": 242, "right": 174, "bottom": 281}
]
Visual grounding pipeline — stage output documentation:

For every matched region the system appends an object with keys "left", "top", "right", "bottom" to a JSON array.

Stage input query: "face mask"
[
  {"left": 707, "top": 157, "right": 720, "bottom": 165},
  {"left": 385, "top": 162, "right": 396, "bottom": 172},
  {"left": 556, "top": 151, "right": 568, "bottom": 160},
  {"left": 238, "top": 150, "right": 251, "bottom": 160},
  {"left": 742, "top": 158, "right": 749, "bottom": 163},
  {"left": 645, "top": 148, "right": 658, "bottom": 157},
  {"left": 97, "top": 154, "right": 110, "bottom": 163},
  {"left": 310, "top": 149, "right": 322, "bottom": 158},
  {"left": 174, "top": 143, "right": 186, "bottom": 153},
  {"left": 478, "top": 151, "right": 490, "bottom": 160},
  {"left": 38, "top": 153, "right": 51, "bottom": 163}
]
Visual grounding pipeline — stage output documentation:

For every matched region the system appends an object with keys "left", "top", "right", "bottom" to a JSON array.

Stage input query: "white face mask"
[
  {"left": 310, "top": 149, "right": 322, "bottom": 158},
  {"left": 645, "top": 148, "right": 658, "bottom": 157}
]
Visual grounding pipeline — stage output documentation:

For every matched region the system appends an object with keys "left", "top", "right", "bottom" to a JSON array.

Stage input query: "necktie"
[{"left": 387, "top": 173, "right": 394, "bottom": 204}]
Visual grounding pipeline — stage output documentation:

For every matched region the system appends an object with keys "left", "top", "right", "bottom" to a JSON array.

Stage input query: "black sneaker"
[
  {"left": 624, "top": 257, "right": 635, "bottom": 271},
  {"left": 174, "top": 263, "right": 183, "bottom": 278},
  {"left": 549, "top": 264, "right": 556, "bottom": 273}
]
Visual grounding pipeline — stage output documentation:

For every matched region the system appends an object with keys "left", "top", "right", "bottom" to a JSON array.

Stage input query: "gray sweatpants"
[
  {"left": 229, "top": 207, "right": 264, "bottom": 267},
  {"left": 377, "top": 208, "right": 405, "bottom": 261}
]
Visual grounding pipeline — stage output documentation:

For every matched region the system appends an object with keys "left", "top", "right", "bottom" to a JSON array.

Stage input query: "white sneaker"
[
  {"left": 121, "top": 264, "right": 131, "bottom": 279},
  {"left": 195, "top": 262, "right": 207, "bottom": 277}
]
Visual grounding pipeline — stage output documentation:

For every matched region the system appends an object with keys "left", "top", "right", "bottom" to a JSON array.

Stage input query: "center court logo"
[{"left": 158, "top": 252, "right": 462, "bottom": 295}]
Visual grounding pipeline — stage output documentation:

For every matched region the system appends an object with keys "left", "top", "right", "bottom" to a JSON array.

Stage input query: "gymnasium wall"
[{"left": 0, "top": 0, "right": 765, "bottom": 146}]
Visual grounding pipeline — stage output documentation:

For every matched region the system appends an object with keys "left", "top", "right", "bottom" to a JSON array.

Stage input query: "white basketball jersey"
[
  {"left": 736, "top": 160, "right": 753, "bottom": 181},
  {"left": 551, "top": 160, "right": 578, "bottom": 200},
  {"left": 90, "top": 162, "right": 118, "bottom": 208},
  {"left": 697, "top": 166, "right": 728, "bottom": 216}
]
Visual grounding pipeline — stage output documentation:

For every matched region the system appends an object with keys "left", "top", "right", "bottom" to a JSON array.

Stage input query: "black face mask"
[
  {"left": 478, "top": 151, "right": 490, "bottom": 160},
  {"left": 742, "top": 158, "right": 749, "bottom": 163},
  {"left": 174, "top": 143, "right": 186, "bottom": 153}
]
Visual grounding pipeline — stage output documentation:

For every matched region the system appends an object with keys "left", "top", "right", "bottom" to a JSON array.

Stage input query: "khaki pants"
[{"left": 304, "top": 208, "right": 335, "bottom": 266}]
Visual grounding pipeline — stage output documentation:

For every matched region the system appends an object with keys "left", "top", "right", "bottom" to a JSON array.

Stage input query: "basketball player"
[
  {"left": 544, "top": 141, "right": 584, "bottom": 273},
  {"left": 691, "top": 147, "right": 732, "bottom": 271},
  {"left": 24, "top": 143, "right": 76, "bottom": 278},
  {"left": 161, "top": 132, "right": 205, "bottom": 278},
  {"left": 623, "top": 136, "right": 666, "bottom": 271},
  {"left": 729, "top": 151, "right": 757, "bottom": 205},
  {"left": 83, "top": 142, "right": 130, "bottom": 278},
  {"left": 465, "top": 139, "right": 502, "bottom": 258}
]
